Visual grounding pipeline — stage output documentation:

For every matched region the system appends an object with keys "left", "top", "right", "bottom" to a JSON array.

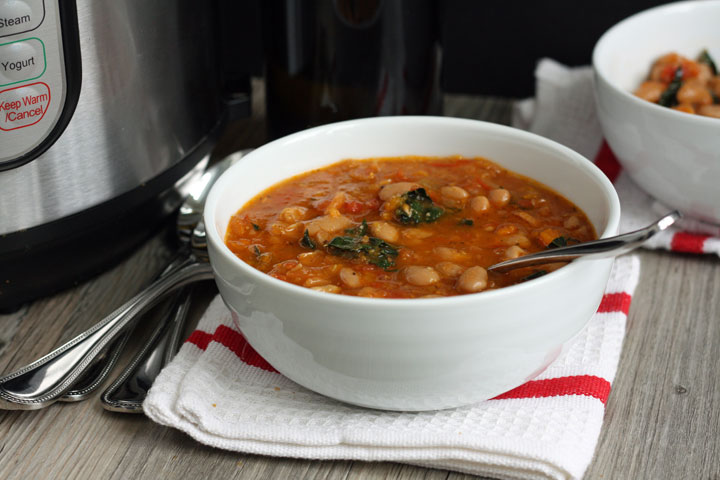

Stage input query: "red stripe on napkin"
[
  {"left": 670, "top": 232, "right": 710, "bottom": 254},
  {"left": 593, "top": 141, "right": 622, "bottom": 183},
  {"left": 186, "top": 330, "right": 213, "bottom": 350},
  {"left": 597, "top": 292, "right": 632, "bottom": 315},
  {"left": 492, "top": 375, "right": 612, "bottom": 404},
  {"left": 186, "top": 325, "right": 277, "bottom": 373},
  {"left": 185, "top": 288, "right": 632, "bottom": 404}
]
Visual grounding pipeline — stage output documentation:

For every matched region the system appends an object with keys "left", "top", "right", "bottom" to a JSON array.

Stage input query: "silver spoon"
[
  {"left": 487, "top": 211, "right": 681, "bottom": 274},
  {"left": 100, "top": 150, "right": 249, "bottom": 413},
  {"left": 55, "top": 158, "right": 210, "bottom": 402}
]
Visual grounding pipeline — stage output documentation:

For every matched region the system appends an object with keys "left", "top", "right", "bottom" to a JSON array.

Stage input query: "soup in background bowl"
[
  {"left": 204, "top": 116, "right": 620, "bottom": 411},
  {"left": 593, "top": 0, "right": 720, "bottom": 224}
]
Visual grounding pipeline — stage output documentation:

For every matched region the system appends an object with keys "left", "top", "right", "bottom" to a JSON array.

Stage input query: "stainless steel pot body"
[{"left": 0, "top": 0, "right": 225, "bottom": 235}]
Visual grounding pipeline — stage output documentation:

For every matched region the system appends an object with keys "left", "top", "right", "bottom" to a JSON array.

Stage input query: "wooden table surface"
[{"left": 1, "top": 90, "right": 719, "bottom": 480}]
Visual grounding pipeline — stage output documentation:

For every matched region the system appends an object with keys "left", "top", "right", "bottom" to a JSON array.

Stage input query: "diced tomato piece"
[
  {"left": 681, "top": 60, "right": 700, "bottom": 78},
  {"left": 660, "top": 64, "right": 678, "bottom": 83},
  {"left": 342, "top": 201, "right": 366, "bottom": 214},
  {"left": 428, "top": 159, "right": 472, "bottom": 168},
  {"left": 391, "top": 171, "right": 408, "bottom": 182}
]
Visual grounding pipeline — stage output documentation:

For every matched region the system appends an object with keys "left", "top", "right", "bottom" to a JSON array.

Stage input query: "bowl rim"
[
  {"left": 592, "top": 0, "right": 720, "bottom": 128},
  {"left": 204, "top": 116, "right": 621, "bottom": 309}
]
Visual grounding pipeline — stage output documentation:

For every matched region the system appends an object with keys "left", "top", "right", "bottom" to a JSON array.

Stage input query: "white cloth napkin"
[
  {"left": 514, "top": 58, "right": 720, "bottom": 255},
  {"left": 145, "top": 256, "right": 639, "bottom": 480}
]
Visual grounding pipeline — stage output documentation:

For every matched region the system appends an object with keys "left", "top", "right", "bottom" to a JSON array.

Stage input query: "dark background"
[{"left": 227, "top": 0, "right": 671, "bottom": 98}]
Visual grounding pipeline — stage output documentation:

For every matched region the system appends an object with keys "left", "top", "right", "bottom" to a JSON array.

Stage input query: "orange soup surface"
[{"left": 225, "top": 156, "right": 597, "bottom": 298}]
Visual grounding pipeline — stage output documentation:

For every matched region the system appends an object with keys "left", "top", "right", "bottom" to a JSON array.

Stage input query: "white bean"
[
  {"left": 470, "top": 195, "right": 490, "bottom": 213},
  {"left": 370, "top": 221, "right": 399, "bottom": 242},
  {"left": 457, "top": 266, "right": 488, "bottom": 293},
  {"left": 488, "top": 188, "right": 511, "bottom": 207},
  {"left": 339, "top": 268, "right": 362, "bottom": 288},
  {"left": 505, "top": 245, "right": 526, "bottom": 259},
  {"left": 440, "top": 185, "right": 469, "bottom": 200},
  {"left": 435, "top": 262, "right": 464, "bottom": 277},
  {"left": 433, "top": 246, "right": 468, "bottom": 261},
  {"left": 404, "top": 266, "right": 440, "bottom": 286},
  {"left": 306, "top": 215, "right": 352, "bottom": 236},
  {"left": 311, "top": 285, "right": 341, "bottom": 294},
  {"left": 280, "top": 206, "right": 309, "bottom": 223},
  {"left": 378, "top": 182, "right": 421, "bottom": 201},
  {"left": 499, "top": 234, "right": 531, "bottom": 248}
]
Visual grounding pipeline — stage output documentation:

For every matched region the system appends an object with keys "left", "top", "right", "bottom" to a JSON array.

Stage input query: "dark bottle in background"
[{"left": 262, "top": 0, "right": 442, "bottom": 139}]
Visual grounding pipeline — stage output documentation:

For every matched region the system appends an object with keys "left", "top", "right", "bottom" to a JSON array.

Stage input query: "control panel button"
[
  {"left": 0, "top": 0, "right": 45, "bottom": 38},
  {"left": 0, "top": 37, "right": 45, "bottom": 85},
  {"left": 0, "top": 81, "right": 50, "bottom": 130}
]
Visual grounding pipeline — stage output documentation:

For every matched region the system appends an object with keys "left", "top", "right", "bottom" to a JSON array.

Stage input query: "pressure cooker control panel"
[{"left": 0, "top": 0, "right": 69, "bottom": 169}]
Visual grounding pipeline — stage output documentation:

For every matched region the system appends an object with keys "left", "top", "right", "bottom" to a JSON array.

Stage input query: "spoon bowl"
[{"left": 488, "top": 211, "right": 681, "bottom": 274}]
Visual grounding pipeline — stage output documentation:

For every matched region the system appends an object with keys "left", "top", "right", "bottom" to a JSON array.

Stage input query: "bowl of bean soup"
[
  {"left": 593, "top": 0, "right": 720, "bottom": 224},
  {"left": 204, "top": 116, "right": 620, "bottom": 410}
]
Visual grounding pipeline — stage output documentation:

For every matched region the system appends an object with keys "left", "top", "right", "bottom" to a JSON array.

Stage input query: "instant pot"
[{"left": 0, "top": 0, "right": 250, "bottom": 309}]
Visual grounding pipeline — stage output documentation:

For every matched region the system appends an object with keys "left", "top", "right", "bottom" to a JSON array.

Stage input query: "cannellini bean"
[
  {"left": 697, "top": 63, "right": 714, "bottom": 84},
  {"left": 698, "top": 105, "right": 720, "bottom": 118},
  {"left": 634, "top": 81, "right": 665, "bottom": 103},
  {"left": 325, "top": 192, "right": 346, "bottom": 217},
  {"left": 496, "top": 224, "right": 517, "bottom": 235},
  {"left": 673, "top": 103, "right": 695, "bottom": 114},
  {"left": 435, "top": 262, "right": 464, "bottom": 277},
  {"left": 401, "top": 228, "right": 433, "bottom": 240},
  {"left": 499, "top": 234, "right": 531, "bottom": 248},
  {"left": 370, "top": 221, "right": 399, "bottom": 242},
  {"left": 440, "top": 185, "right": 469, "bottom": 200},
  {"left": 378, "top": 182, "right": 421, "bottom": 201},
  {"left": 306, "top": 214, "right": 352, "bottom": 236},
  {"left": 304, "top": 277, "right": 330, "bottom": 287},
  {"left": 470, "top": 195, "right": 490, "bottom": 213},
  {"left": 280, "top": 206, "right": 309, "bottom": 223},
  {"left": 505, "top": 245, "right": 526, "bottom": 259},
  {"left": 311, "top": 285, "right": 342, "bottom": 294},
  {"left": 297, "top": 251, "right": 324, "bottom": 266},
  {"left": 511, "top": 210, "right": 538, "bottom": 226},
  {"left": 457, "top": 266, "right": 488, "bottom": 293},
  {"left": 488, "top": 188, "right": 511, "bottom": 207},
  {"left": 433, "top": 246, "right": 468, "bottom": 261},
  {"left": 677, "top": 80, "right": 713, "bottom": 106},
  {"left": 539, "top": 228, "right": 561, "bottom": 246},
  {"left": 404, "top": 266, "right": 440, "bottom": 286},
  {"left": 339, "top": 267, "right": 362, "bottom": 288},
  {"left": 270, "top": 222, "right": 303, "bottom": 240},
  {"left": 357, "top": 286, "right": 383, "bottom": 297},
  {"left": 564, "top": 215, "right": 581, "bottom": 229}
]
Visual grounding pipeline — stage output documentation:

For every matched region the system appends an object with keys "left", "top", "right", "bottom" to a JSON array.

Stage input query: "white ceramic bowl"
[
  {"left": 204, "top": 116, "right": 620, "bottom": 411},
  {"left": 593, "top": 0, "right": 720, "bottom": 224}
]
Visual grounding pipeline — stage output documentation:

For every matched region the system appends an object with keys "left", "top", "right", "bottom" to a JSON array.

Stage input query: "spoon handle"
[
  {"left": 0, "top": 259, "right": 213, "bottom": 410},
  {"left": 488, "top": 211, "right": 681, "bottom": 274},
  {"left": 100, "top": 286, "right": 193, "bottom": 413}
]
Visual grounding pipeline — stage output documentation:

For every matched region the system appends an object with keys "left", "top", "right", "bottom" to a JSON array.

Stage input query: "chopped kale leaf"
[
  {"left": 300, "top": 229, "right": 316, "bottom": 250},
  {"left": 658, "top": 67, "right": 683, "bottom": 107},
  {"left": 458, "top": 218, "right": 474, "bottom": 226},
  {"left": 251, "top": 222, "right": 260, "bottom": 231},
  {"left": 345, "top": 219, "right": 369, "bottom": 236},
  {"left": 326, "top": 227, "right": 399, "bottom": 270},
  {"left": 522, "top": 270, "right": 548, "bottom": 282},
  {"left": 698, "top": 49, "right": 718, "bottom": 75},
  {"left": 547, "top": 236, "right": 579, "bottom": 249},
  {"left": 394, "top": 188, "right": 444, "bottom": 225}
]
